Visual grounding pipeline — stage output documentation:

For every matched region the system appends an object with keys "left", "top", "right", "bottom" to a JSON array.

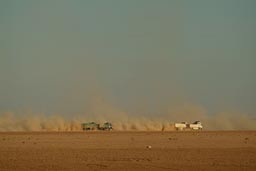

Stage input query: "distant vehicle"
[
  {"left": 81, "top": 122, "right": 100, "bottom": 130},
  {"left": 174, "top": 121, "right": 203, "bottom": 130},
  {"left": 189, "top": 121, "right": 203, "bottom": 130},
  {"left": 81, "top": 122, "right": 113, "bottom": 131},
  {"left": 100, "top": 122, "right": 113, "bottom": 130}
]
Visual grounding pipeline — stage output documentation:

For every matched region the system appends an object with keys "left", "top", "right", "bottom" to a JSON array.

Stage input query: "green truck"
[{"left": 81, "top": 122, "right": 113, "bottom": 131}]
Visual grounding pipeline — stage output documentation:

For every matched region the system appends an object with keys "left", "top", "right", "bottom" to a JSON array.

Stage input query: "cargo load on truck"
[
  {"left": 174, "top": 122, "right": 188, "bottom": 130},
  {"left": 81, "top": 122, "right": 100, "bottom": 130}
]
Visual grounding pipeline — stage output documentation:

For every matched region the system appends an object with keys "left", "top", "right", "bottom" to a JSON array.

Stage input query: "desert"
[
  {"left": 0, "top": 131, "right": 255, "bottom": 171},
  {"left": 2, "top": 0, "right": 256, "bottom": 170}
]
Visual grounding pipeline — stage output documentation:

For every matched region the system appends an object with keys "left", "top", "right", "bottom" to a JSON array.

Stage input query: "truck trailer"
[{"left": 81, "top": 122, "right": 100, "bottom": 130}]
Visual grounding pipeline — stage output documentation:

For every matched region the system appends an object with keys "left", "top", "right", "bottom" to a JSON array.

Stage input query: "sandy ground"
[{"left": 0, "top": 131, "right": 255, "bottom": 171}]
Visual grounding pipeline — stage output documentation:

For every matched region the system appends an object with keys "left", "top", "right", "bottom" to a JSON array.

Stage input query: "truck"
[
  {"left": 81, "top": 122, "right": 113, "bottom": 131},
  {"left": 174, "top": 121, "right": 203, "bottom": 131}
]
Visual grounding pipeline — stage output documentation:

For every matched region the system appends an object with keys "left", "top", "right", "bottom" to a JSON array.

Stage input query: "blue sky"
[{"left": 0, "top": 0, "right": 255, "bottom": 116}]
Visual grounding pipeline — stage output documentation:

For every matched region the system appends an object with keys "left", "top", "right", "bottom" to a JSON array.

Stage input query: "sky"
[{"left": 1, "top": 0, "right": 256, "bottom": 117}]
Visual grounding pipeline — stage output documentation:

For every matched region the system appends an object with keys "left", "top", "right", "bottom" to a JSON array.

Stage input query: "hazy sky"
[{"left": 1, "top": 0, "right": 255, "bottom": 116}]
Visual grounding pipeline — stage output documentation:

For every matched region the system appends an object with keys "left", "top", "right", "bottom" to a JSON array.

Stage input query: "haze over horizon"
[{"left": 1, "top": 0, "right": 256, "bottom": 122}]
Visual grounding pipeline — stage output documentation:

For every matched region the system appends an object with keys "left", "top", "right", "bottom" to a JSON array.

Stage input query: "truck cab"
[
  {"left": 189, "top": 121, "right": 203, "bottom": 130},
  {"left": 101, "top": 122, "right": 113, "bottom": 130}
]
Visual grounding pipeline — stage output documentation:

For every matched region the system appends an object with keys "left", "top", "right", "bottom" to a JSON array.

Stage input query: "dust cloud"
[{"left": 0, "top": 105, "right": 255, "bottom": 131}]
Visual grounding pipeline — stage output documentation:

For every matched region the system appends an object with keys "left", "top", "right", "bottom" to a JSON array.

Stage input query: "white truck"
[
  {"left": 189, "top": 121, "right": 203, "bottom": 130},
  {"left": 174, "top": 121, "right": 203, "bottom": 130}
]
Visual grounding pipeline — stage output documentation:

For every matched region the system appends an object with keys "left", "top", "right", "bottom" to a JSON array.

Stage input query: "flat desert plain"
[{"left": 0, "top": 131, "right": 255, "bottom": 171}]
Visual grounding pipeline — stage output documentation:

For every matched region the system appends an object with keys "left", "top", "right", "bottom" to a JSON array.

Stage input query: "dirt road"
[{"left": 0, "top": 131, "right": 255, "bottom": 171}]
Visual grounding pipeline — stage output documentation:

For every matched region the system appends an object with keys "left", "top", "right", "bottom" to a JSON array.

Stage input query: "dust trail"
[
  {"left": 0, "top": 112, "right": 81, "bottom": 131},
  {"left": 0, "top": 107, "right": 255, "bottom": 131}
]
